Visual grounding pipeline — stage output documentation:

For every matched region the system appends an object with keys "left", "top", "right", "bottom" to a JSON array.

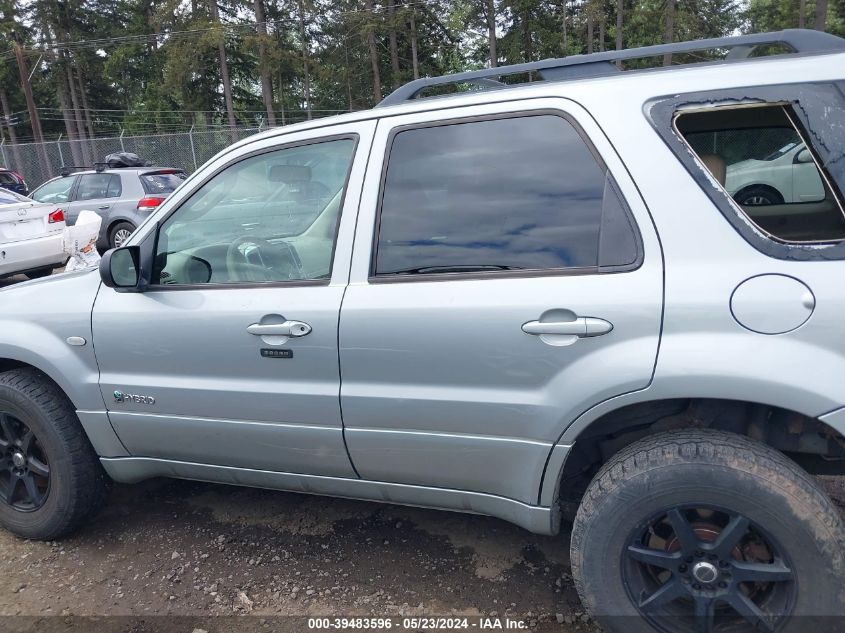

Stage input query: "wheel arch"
[
  {"left": 543, "top": 397, "right": 845, "bottom": 519},
  {"left": 733, "top": 182, "right": 785, "bottom": 204}
]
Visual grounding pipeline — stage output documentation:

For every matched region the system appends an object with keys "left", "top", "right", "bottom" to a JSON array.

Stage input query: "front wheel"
[
  {"left": 570, "top": 430, "right": 845, "bottom": 633},
  {"left": 0, "top": 368, "right": 110, "bottom": 540}
]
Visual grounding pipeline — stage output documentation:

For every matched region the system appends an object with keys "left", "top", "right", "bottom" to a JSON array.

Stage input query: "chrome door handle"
[
  {"left": 97, "top": 205, "right": 110, "bottom": 210},
  {"left": 522, "top": 317, "right": 613, "bottom": 338},
  {"left": 247, "top": 320, "right": 312, "bottom": 337}
]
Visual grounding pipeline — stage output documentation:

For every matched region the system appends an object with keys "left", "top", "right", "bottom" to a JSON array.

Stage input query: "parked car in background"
[
  {"left": 725, "top": 140, "right": 826, "bottom": 206},
  {"left": 29, "top": 166, "right": 187, "bottom": 250},
  {"left": 0, "top": 168, "right": 29, "bottom": 197},
  {"left": 0, "top": 188, "right": 66, "bottom": 279}
]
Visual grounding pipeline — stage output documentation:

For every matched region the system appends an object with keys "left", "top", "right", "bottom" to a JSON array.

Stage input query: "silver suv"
[{"left": 1, "top": 30, "right": 844, "bottom": 633}]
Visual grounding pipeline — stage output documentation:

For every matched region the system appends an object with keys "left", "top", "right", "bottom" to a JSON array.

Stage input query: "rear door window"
[
  {"left": 677, "top": 104, "right": 845, "bottom": 243},
  {"left": 76, "top": 174, "right": 122, "bottom": 201},
  {"left": 373, "top": 114, "right": 640, "bottom": 277}
]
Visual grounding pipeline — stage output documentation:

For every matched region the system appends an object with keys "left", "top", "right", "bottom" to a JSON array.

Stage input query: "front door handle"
[
  {"left": 522, "top": 317, "right": 613, "bottom": 338},
  {"left": 97, "top": 205, "right": 110, "bottom": 210},
  {"left": 247, "top": 320, "right": 312, "bottom": 337}
]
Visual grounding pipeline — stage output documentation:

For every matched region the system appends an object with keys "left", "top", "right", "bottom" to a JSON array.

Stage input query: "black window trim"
[
  {"left": 647, "top": 81, "right": 845, "bottom": 261},
  {"left": 368, "top": 108, "right": 644, "bottom": 284},
  {"left": 145, "top": 132, "right": 360, "bottom": 292}
]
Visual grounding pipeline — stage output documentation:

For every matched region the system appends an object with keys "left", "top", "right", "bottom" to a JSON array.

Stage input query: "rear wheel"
[
  {"left": 25, "top": 267, "right": 54, "bottom": 280},
  {"left": 109, "top": 221, "right": 135, "bottom": 249},
  {"left": 570, "top": 430, "right": 845, "bottom": 633},
  {"left": 0, "top": 368, "right": 110, "bottom": 540}
]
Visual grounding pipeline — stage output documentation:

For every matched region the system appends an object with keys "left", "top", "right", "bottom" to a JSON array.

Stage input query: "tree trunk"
[
  {"left": 388, "top": 0, "right": 400, "bottom": 81},
  {"left": 0, "top": 90, "right": 25, "bottom": 173},
  {"left": 599, "top": 17, "right": 605, "bottom": 52},
  {"left": 522, "top": 6, "right": 532, "bottom": 63},
  {"left": 663, "top": 0, "right": 675, "bottom": 66},
  {"left": 56, "top": 71, "right": 84, "bottom": 166},
  {"left": 562, "top": 0, "right": 568, "bottom": 55},
  {"left": 298, "top": 0, "right": 312, "bottom": 120},
  {"left": 208, "top": 0, "right": 238, "bottom": 142},
  {"left": 77, "top": 68, "right": 96, "bottom": 141},
  {"left": 409, "top": 10, "right": 419, "bottom": 79},
  {"left": 65, "top": 62, "right": 92, "bottom": 165},
  {"left": 365, "top": 0, "right": 382, "bottom": 104},
  {"left": 254, "top": 0, "right": 276, "bottom": 126},
  {"left": 344, "top": 43, "right": 353, "bottom": 111},
  {"left": 587, "top": 13, "right": 594, "bottom": 54},
  {"left": 799, "top": 0, "right": 806, "bottom": 28},
  {"left": 486, "top": 0, "right": 497, "bottom": 67},
  {"left": 616, "top": 0, "right": 623, "bottom": 49},
  {"left": 814, "top": 0, "right": 828, "bottom": 30},
  {"left": 13, "top": 42, "right": 51, "bottom": 178}
]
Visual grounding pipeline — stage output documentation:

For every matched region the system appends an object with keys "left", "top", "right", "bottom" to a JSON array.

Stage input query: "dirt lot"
[{"left": 0, "top": 475, "right": 842, "bottom": 630}]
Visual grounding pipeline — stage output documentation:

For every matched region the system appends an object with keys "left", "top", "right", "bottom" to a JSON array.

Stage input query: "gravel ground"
[{"left": 1, "top": 271, "right": 843, "bottom": 632}]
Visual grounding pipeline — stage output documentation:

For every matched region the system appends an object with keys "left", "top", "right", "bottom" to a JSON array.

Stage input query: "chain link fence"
[{"left": 0, "top": 127, "right": 264, "bottom": 190}]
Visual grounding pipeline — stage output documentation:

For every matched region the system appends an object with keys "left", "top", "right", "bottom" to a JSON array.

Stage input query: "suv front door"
[
  {"left": 340, "top": 100, "right": 664, "bottom": 504},
  {"left": 92, "top": 122, "right": 374, "bottom": 477}
]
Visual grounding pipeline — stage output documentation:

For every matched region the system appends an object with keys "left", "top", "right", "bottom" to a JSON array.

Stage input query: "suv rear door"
[{"left": 339, "top": 98, "right": 664, "bottom": 504}]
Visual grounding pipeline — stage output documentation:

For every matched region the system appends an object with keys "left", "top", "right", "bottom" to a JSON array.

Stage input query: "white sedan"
[
  {"left": 0, "top": 189, "right": 68, "bottom": 280},
  {"left": 725, "top": 142, "right": 826, "bottom": 206}
]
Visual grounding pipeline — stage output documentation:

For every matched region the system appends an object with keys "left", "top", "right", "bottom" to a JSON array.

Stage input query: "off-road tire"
[
  {"left": 570, "top": 430, "right": 845, "bottom": 633},
  {"left": 0, "top": 368, "right": 110, "bottom": 540}
]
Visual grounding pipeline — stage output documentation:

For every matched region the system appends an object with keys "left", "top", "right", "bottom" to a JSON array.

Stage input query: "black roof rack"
[{"left": 378, "top": 29, "right": 845, "bottom": 107}]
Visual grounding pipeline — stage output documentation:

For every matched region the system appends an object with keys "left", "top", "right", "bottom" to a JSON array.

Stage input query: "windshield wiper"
[{"left": 388, "top": 264, "right": 524, "bottom": 275}]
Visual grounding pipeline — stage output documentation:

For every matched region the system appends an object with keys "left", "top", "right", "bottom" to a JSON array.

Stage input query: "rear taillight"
[
  {"left": 137, "top": 196, "right": 164, "bottom": 211},
  {"left": 48, "top": 209, "right": 65, "bottom": 224}
]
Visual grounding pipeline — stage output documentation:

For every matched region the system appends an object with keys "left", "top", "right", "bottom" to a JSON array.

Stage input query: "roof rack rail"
[{"left": 378, "top": 29, "right": 845, "bottom": 107}]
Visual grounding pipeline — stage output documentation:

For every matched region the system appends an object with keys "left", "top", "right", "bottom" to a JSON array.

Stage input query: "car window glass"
[
  {"left": 153, "top": 137, "right": 356, "bottom": 286},
  {"left": 374, "top": 114, "right": 634, "bottom": 276},
  {"left": 141, "top": 172, "right": 187, "bottom": 194},
  {"left": 32, "top": 177, "right": 74, "bottom": 204},
  {"left": 678, "top": 104, "right": 845, "bottom": 243},
  {"left": 106, "top": 175, "right": 122, "bottom": 198},
  {"left": 0, "top": 173, "right": 16, "bottom": 185},
  {"left": 77, "top": 173, "right": 121, "bottom": 201}
]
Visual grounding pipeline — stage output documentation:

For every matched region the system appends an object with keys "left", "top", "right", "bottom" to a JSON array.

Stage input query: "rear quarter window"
[{"left": 648, "top": 82, "right": 845, "bottom": 260}]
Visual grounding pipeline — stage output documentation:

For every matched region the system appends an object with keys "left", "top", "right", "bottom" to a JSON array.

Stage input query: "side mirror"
[
  {"left": 100, "top": 246, "right": 145, "bottom": 292},
  {"left": 795, "top": 148, "right": 814, "bottom": 164}
]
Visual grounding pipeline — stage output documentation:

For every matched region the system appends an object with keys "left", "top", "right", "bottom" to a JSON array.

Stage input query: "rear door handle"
[
  {"left": 522, "top": 317, "right": 613, "bottom": 337},
  {"left": 247, "top": 320, "right": 312, "bottom": 337},
  {"left": 97, "top": 205, "right": 110, "bottom": 210}
]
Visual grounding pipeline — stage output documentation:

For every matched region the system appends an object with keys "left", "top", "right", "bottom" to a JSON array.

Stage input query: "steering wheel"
[{"left": 225, "top": 236, "right": 304, "bottom": 282}]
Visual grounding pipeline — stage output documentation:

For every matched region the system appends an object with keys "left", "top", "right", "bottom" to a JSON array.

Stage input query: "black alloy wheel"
[
  {"left": 0, "top": 412, "right": 50, "bottom": 511},
  {"left": 623, "top": 504, "right": 795, "bottom": 633}
]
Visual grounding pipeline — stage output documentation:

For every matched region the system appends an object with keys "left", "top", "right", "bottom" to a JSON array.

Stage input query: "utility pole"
[{"left": 13, "top": 41, "right": 51, "bottom": 177}]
